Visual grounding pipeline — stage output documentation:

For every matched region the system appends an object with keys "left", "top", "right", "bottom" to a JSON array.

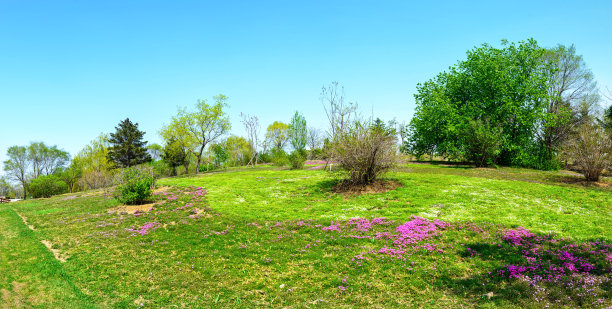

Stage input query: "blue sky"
[{"left": 1, "top": 0, "right": 611, "bottom": 175}]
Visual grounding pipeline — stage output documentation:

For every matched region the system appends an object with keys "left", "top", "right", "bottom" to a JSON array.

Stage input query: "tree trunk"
[{"left": 195, "top": 143, "right": 206, "bottom": 174}]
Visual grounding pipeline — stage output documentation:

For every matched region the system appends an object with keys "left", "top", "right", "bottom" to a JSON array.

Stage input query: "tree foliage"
[
  {"left": 114, "top": 166, "right": 155, "bottom": 205},
  {"left": 162, "top": 138, "right": 188, "bottom": 176},
  {"left": 289, "top": 111, "right": 308, "bottom": 153},
  {"left": 3, "top": 146, "right": 30, "bottom": 199},
  {"left": 74, "top": 134, "right": 114, "bottom": 190},
  {"left": 408, "top": 39, "right": 553, "bottom": 167},
  {"left": 265, "top": 121, "right": 290, "bottom": 150},
  {"left": 28, "top": 174, "right": 68, "bottom": 198},
  {"left": 162, "top": 95, "right": 231, "bottom": 174},
  {"left": 107, "top": 118, "right": 151, "bottom": 168}
]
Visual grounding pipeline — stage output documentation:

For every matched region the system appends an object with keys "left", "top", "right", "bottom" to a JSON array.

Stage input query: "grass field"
[{"left": 1, "top": 164, "right": 610, "bottom": 308}]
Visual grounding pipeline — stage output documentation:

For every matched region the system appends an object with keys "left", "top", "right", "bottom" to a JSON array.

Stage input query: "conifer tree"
[{"left": 107, "top": 118, "right": 151, "bottom": 168}]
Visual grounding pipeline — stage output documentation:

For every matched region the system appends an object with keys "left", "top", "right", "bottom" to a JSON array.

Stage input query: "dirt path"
[
  {"left": 0, "top": 207, "right": 89, "bottom": 306},
  {"left": 13, "top": 211, "right": 68, "bottom": 262}
]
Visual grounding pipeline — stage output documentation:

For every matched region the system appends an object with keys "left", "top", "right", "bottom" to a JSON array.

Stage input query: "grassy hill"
[{"left": 1, "top": 164, "right": 610, "bottom": 308}]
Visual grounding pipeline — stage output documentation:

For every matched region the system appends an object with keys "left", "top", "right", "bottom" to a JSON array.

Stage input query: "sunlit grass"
[{"left": 1, "top": 164, "right": 610, "bottom": 307}]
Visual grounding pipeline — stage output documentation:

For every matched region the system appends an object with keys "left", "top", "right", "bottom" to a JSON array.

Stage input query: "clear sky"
[{"left": 1, "top": 0, "right": 611, "bottom": 175}]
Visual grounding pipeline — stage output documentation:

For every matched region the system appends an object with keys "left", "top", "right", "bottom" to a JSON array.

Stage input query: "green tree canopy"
[
  {"left": 265, "top": 121, "right": 290, "bottom": 150},
  {"left": 408, "top": 39, "right": 553, "bottom": 168},
  {"left": 107, "top": 118, "right": 152, "bottom": 168},
  {"left": 162, "top": 95, "right": 231, "bottom": 174},
  {"left": 288, "top": 111, "right": 307, "bottom": 153}
]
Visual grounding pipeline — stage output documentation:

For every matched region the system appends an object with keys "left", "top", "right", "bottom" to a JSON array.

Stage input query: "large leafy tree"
[
  {"left": 3, "top": 146, "right": 30, "bottom": 199},
  {"left": 163, "top": 95, "right": 231, "bottom": 174},
  {"left": 265, "top": 121, "right": 290, "bottom": 150},
  {"left": 409, "top": 39, "right": 552, "bottom": 167},
  {"left": 107, "top": 118, "right": 152, "bottom": 168}
]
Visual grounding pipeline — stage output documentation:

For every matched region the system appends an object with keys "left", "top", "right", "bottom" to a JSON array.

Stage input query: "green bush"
[
  {"left": 270, "top": 148, "right": 289, "bottom": 167},
  {"left": 29, "top": 175, "right": 68, "bottom": 198},
  {"left": 114, "top": 167, "right": 155, "bottom": 205},
  {"left": 289, "top": 150, "right": 307, "bottom": 169}
]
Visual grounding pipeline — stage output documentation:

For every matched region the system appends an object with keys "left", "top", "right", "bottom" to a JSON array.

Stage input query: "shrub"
[
  {"left": 562, "top": 122, "right": 612, "bottom": 181},
  {"left": 79, "top": 170, "right": 114, "bottom": 190},
  {"left": 270, "top": 148, "right": 289, "bottom": 167},
  {"left": 29, "top": 174, "right": 69, "bottom": 198},
  {"left": 114, "top": 166, "right": 155, "bottom": 205},
  {"left": 289, "top": 150, "right": 307, "bottom": 169},
  {"left": 330, "top": 120, "right": 398, "bottom": 185}
]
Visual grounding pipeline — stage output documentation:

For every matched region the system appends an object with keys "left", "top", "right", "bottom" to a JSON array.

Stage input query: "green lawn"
[{"left": 1, "top": 164, "right": 610, "bottom": 308}]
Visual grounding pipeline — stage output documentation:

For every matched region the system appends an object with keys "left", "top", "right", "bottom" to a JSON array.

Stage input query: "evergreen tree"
[
  {"left": 162, "top": 138, "right": 188, "bottom": 176},
  {"left": 107, "top": 118, "right": 151, "bottom": 168}
]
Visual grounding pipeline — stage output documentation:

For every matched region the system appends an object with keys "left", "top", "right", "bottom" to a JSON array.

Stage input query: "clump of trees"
[
  {"left": 407, "top": 39, "right": 601, "bottom": 170},
  {"left": 160, "top": 95, "right": 231, "bottom": 174},
  {"left": 3, "top": 142, "right": 70, "bottom": 199}
]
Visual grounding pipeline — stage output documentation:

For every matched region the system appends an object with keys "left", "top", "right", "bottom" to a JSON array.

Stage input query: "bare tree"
[
  {"left": 539, "top": 44, "right": 600, "bottom": 158},
  {"left": 240, "top": 113, "right": 260, "bottom": 166},
  {"left": 320, "top": 82, "right": 358, "bottom": 140},
  {"left": 562, "top": 122, "right": 612, "bottom": 181},
  {"left": 307, "top": 127, "right": 322, "bottom": 150}
]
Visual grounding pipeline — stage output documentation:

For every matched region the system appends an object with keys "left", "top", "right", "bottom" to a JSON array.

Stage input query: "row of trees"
[
  {"left": 2, "top": 142, "right": 70, "bottom": 198},
  {"left": 406, "top": 39, "right": 612, "bottom": 180}
]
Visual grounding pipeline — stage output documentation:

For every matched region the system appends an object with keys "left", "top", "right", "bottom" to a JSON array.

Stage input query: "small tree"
[
  {"left": 162, "top": 139, "right": 188, "bottom": 176},
  {"left": 240, "top": 113, "right": 260, "bottom": 166},
  {"left": 562, "top": 122, "right": 612, "bottom": 181},
  {"left": 107, "top": 118, "right": 152, "bottom": 168},
  {"left": 330, "top": 120, "right": 398, "bottom": 185},
  {"left": 210, "top": 142, "right": 229, "bottom": 168}
]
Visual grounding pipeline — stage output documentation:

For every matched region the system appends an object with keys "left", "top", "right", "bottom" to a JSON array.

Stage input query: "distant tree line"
[{"left": 3, "top": 38, "right": 612, "bottom": 199}]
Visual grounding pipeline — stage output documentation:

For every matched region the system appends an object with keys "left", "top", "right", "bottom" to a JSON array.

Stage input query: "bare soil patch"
[
  {"left": 109, "top": 202, "right": 157, "bottom": 214},
  {"left": 15, "top": 212, "right": 35, "bottom": 231},
  {"left": 332, "top": 179, "right": 403, "bottom": 196},
  {"left": 40, "top": 240, "right": 68, "bottom": 263}
]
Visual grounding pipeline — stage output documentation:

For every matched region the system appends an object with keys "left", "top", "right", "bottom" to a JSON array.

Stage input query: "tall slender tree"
[
  {"left": 107, "top": 118, "right": 151, "bottom": 168},
  {"left": 289, "top": 111, "right": 307, "bottom": 153}
]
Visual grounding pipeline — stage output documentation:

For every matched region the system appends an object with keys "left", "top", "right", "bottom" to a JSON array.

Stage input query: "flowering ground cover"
[{"left": 1, "top": 164, "right": 610, "bottom": 307}]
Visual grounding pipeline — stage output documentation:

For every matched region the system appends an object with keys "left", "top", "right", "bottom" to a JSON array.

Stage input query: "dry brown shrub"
[{"left": 562, "top": 123, "right": 612, "bottom": 181}]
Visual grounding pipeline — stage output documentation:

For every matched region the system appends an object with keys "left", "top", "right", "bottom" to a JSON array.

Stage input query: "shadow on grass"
[
  {"left": 408, "top": 160, "right": 475, "bottom": 169},
  {"left": 435, "top": 237, "right": 612, "bottom": 307}
]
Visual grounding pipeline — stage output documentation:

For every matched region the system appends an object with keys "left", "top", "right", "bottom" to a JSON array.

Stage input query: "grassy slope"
[
  {"left": 1, "top": 164, "right": 610, "bottom": 308},
  {"left": 161, "top": 166, "right": 611, "bottom": 240}
]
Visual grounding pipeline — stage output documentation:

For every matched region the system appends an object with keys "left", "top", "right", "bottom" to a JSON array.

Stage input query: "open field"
[{"left": 1, "top": 164, "right": 610, "bottom": 308}]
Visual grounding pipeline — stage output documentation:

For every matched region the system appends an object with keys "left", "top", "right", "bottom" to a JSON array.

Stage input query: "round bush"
[
  {"left": 29, "top": 175, "right": 69, "bottom": 198},
  {"left": 289, "top": 150, "right": 307, "bottom": 169},
  {"left": 114, "top": 167, "right": 155, "bottom": 205}
]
